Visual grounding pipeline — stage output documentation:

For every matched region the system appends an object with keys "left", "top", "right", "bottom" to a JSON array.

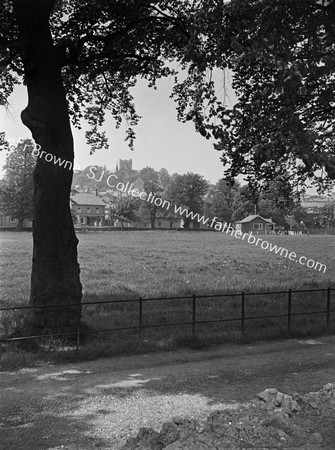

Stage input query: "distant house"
[
  {"left": 0, "top": 208, "right": 32, "bottom": 229},
  {"left": 137, "top": 214, "right": 180, "bottom": 229},
  {"left": 300, "top": 194, "right": 334, "bottom": 213},
  {"left": 235, "top": 214, "right": 275, "bottom": 235},
  {"left": 71, "top": 192, "right": 106, "bottom": 227}
]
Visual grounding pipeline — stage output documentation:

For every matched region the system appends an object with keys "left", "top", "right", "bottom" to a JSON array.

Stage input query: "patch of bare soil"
[
  {"left": 1, "top": 337, "right": 335, "bottom": 449},
  {"left": 122, "top": 383, "right": 335, "bottom": 449}
]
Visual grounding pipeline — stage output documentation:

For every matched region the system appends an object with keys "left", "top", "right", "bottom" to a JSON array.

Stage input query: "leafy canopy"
[
  {"left": 0, "top": 138, "right": 35, "bottom": 224},
  {"left": 169, "top": 172, "right": 209, "bottom": 214},
  {"left": 139, "top": 166, "right": 164, "bottom": 227},
  {"left": 114, "top": 195, "right": 138, "bottom": 225},
  {"left": 1, "top": 0, "right": 335, "bottom": 192},
  {"left": 171, "top": 0, "right": 335, "bottom": 192},
  {"left": 0, "top": 0, "right": 200, "bottom": 150}
]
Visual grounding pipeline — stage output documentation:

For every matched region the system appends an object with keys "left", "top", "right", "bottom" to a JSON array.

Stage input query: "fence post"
[
  {"left": 138, "top": 297, "right": 143, "bottom": 346},
  {"left": 287, "top": 289, "right": 292, "bottom": 333},
  {"left": 326, "top": 287, "right": 331, "bottom": 331},
  {"left": 192, "top": 294, "right": 196, "bottom": 338},
  {"left": 76, "top": 302, "right": 81, "bottom": 351},
  {"left": 241, "top": 291, "right": 245, "bottom": 335}
]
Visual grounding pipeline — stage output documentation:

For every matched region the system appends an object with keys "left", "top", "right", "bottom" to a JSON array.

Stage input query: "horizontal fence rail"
[{"left": 0, "top": 287, "right": 334, "bottom": 350}]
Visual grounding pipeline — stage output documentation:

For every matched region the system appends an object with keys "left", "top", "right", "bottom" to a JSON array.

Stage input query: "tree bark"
[
  {"left": 16, "top": 218, "right": 24, "bottom": 231},
  {"left": 150, "top": 208, "right": 157, "bottom": 229},
  {"left": 13, "top": 0, "right": 82, "bottom": 334}
]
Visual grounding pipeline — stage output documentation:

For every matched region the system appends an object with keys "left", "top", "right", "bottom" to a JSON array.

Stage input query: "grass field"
[
  {"left": 1, "top": 230, "right": 335, "bottom": 360},
  {"left": 1, "top": 230, "right": 334, "bottom": 303}
]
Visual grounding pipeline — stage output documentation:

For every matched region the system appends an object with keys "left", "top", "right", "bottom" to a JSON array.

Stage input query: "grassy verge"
[
  {"left": 1, "top": 287, "right": 334, "bottom": 371},
  {"left": 1, "top": 231, "right": 335, "bottom": 369}
]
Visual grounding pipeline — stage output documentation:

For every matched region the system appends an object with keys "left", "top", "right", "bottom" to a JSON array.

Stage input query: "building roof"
[
  {"left": 100, "top": 192, "right": 121, "bottom": 203},
  {"left": 301, "top": 201, "right": 329, "bottom": 208},
  {"left": 72, "top": 193, "right": 106, "bottom": 206},
  {"left": 235, "top": 214, "right": 275, "bottom": 224}
]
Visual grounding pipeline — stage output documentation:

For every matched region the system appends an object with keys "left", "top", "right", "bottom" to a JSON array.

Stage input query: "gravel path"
[{"left": 1, "top": 336, "right": 335, "bottom": 449}]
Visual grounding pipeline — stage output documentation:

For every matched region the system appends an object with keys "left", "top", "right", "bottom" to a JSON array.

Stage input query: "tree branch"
[
  {"left": 78, "top": 51, "right": 157, "bottom": 68},
  {"left": 148, "top": 4, "right": 191, "bottom": 38},
  {"left": 58, "top": 12, "right": 190, "bottom": 68}
]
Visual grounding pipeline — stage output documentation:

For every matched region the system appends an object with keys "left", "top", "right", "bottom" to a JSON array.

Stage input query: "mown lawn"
[
  {"left": 79, "top": 230, "right": 334, "bottom": 299},
  {"left": 1, "top": 230, "right": 335, "bottom": 352},
  {"left": 1, "top": 230, "right": 334, "bottom": 305}
]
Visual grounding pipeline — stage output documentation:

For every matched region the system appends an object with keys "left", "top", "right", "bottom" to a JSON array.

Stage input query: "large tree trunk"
[{"left": 13, "top": 0, "right": 82, "bottom": 334}]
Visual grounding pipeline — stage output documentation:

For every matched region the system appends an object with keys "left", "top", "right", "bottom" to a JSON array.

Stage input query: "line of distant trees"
[
  {"left": 1, "top": 139, "right": 334, "bottom": 231},
  {"left": 109, "top": 169, "right": 335, "bottom": 230},
  {"left": 0, "top": 139, "right": 35, "bottom": 231}
]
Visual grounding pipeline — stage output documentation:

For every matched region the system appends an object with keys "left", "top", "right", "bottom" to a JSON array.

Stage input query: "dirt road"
[{"left": 1, "top": 336, "right": 335, "bottom": 450}]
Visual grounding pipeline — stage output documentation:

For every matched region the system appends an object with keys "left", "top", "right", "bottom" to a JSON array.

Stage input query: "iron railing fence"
[{"left": 0, "top": 287, "right": 334, "bottom": 350}]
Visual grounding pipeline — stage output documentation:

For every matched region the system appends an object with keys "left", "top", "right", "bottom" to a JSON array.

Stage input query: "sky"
[
  {"left": 0, "top": 70, "right": 236, "bottom": 185},
  {"left": 0, "top": 73, "right": 330, "bottom": 195}
]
